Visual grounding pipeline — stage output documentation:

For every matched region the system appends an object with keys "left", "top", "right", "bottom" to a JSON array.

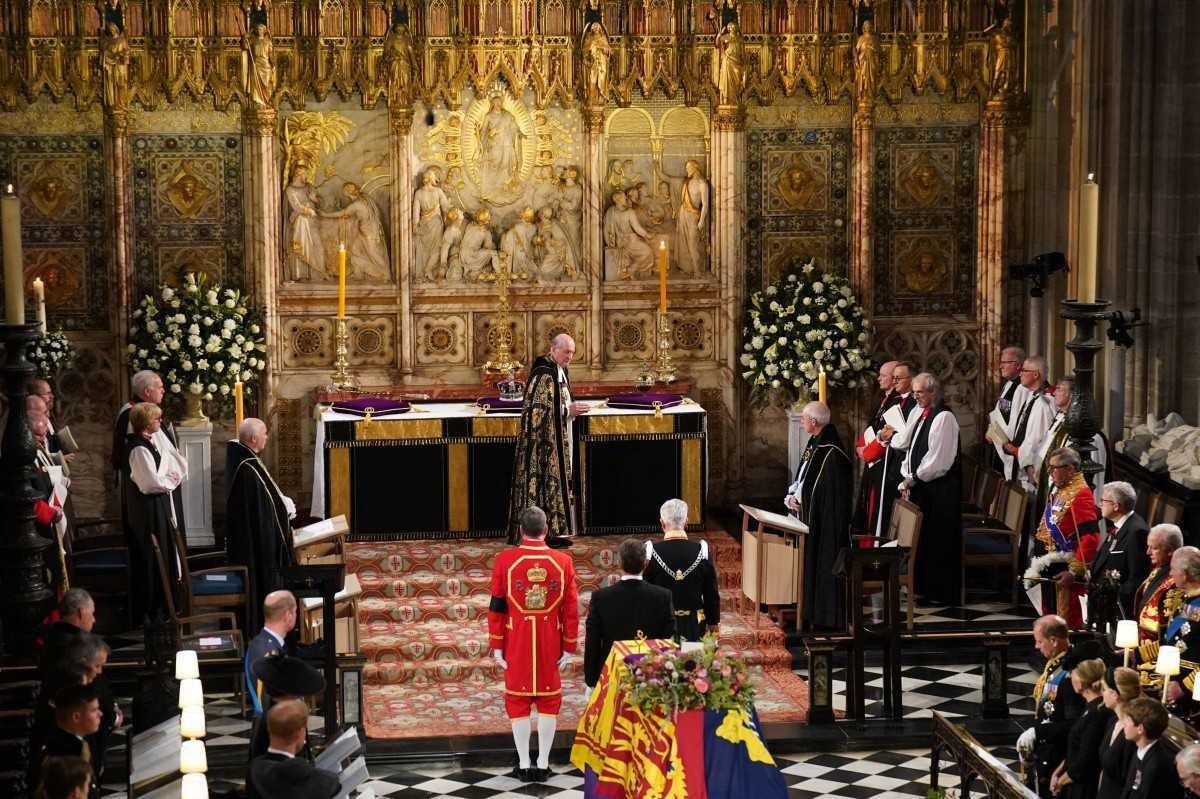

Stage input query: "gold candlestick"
[
  {"left": 330, "top": 316, "right": 356, "bottom": 391},
  {"left": 476, "top": 252, "right": 527, "bottom": 376},
  {"left": 653, "top": 309, "right": 676, "bottom": 384}
]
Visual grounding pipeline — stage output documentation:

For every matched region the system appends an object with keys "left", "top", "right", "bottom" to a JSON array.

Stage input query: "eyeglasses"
[
  {"left": 1019, "top": 368, "right": 1039, "bottom": 374},
  {"left": 1100, "top": 498, "right": 1115, "bottom": 505},
  {"left": 1049, "top": 463, "right": 1071, "bottom": 471},
  {"left": 1000, "top": 359, "right": 1019, "bottom": 365}
]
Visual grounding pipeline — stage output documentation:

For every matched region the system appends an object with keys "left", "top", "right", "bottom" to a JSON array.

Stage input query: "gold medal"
[{"left": 675, "top": 569, "right": 685, "bottom": 581}]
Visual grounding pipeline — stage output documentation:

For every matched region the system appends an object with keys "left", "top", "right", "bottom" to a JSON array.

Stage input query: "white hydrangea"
[
  {"left": 751, "top": 336, "right": 763, "bottom": 349},
  {"left": 812, "top": 282, "right": 824, "bottom": 293},
  {"left": 161, "top": 287, "right": 175, "bottom": 301}
]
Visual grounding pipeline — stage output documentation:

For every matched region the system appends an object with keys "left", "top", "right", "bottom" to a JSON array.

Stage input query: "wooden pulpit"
[{"left": 738, "top": 504, "right": 807, "bottom": 630}]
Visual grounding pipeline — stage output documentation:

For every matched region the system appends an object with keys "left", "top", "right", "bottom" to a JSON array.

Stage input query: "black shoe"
[
  {"left": 507, "top": 766, "right": 533, "bottom": 782},
  {"left": 529, "top": 767, "right": 551, "bottom": 782}
]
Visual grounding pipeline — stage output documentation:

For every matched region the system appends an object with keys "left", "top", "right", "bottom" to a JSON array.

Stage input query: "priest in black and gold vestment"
[{"left": 507, "top": 334, "right": 589, "bottom": 546}]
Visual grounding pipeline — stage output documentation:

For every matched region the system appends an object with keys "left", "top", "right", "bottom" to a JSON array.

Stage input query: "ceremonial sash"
[
  {"left": 1166, "top": 612, "right": 1189, "bottom": 644},
  {"left": 1043, "top": 498, "right": 1072, "bottom": 553},
  {"left": 1037, "top": 668, "right": 1068, "bottom": 718}
]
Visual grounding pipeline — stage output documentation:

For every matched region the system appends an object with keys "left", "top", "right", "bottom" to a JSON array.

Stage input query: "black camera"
[
  {"left": 1007, "top": 252, "right": 1069, "bottom": 297},
  {"left": 1106, "top": 308, "right": 1143, "bottom": 348}
]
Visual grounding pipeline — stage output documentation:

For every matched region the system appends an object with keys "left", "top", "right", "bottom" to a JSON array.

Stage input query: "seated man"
[
  {"left": 37, "top": 755, "right": 92, "bottom": 799},
  {"left": 643, "top": 499, "right": 719, "bottom": 642},
  {"left": 1017, "top": 615, "right": 1089, "bottom": 798},
  {"left": 246, "top": 590, "right": 297, "bottom": 715},
  {"left": 33, "top": 684, "right": 102, "bottom": 799},
  {"left": 584, "top": 538, "right": 675, "bottom": 688},
  {"left": 248, "top": 654, "right": 325, "bottom": 762},
  {"left": 1120, "top": 697, "right": 1182, "bottom": 799},
  {"left": 247, "top": 699, "right": 339, "bottom": 799}
]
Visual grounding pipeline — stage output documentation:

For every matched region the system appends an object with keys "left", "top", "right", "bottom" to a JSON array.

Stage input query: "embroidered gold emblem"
[
  {"left": 675, "top": 569, "right": 685, "bottom": 581},
  {"left": 525, "top": 584, "right": 547, "bottom": 610},
  {"left": 527, "top": 565, "right": 547, "bottom": 583}
]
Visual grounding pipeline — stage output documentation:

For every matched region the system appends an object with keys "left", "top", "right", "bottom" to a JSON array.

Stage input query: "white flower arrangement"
[
  {"left": 28, "top": 330, "right": 76, "bottom": 378},
  {"left": 740, "top": 258, "right": 873, "bottom": 407},
  {"left": 1023, "top": 551, "right": 1073, "bottom": 589},
  {"left": 128, "top": 273, "right": 266, "bottom": 414}
]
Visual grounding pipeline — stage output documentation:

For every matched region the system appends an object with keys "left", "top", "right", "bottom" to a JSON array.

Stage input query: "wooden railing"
[{"left": 930, "top": 712, "right": 1037, "bottom": 799}]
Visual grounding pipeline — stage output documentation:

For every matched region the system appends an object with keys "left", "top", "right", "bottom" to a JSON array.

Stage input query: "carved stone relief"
[
  {"left": 414, "top": 314, "right": 468, "bottom": 365},
  {"left": 281, "top": 317, "right": 334, "bottom": 369},
  {"left": 347, "top": 316, "right": 396, "bottom": 367},
  {"left": 604, "top": 310, "right": 655, "bottom": 363}
]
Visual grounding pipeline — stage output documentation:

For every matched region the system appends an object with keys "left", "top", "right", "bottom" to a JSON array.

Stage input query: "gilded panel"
[
  {"left": 414, "top": 314, "right": 468, "bottom": 366},
  {"left": 348, "top": 316, "right": 396, "bottom": 367},
  {"left": 604, "top": 310, "right": 655, "bottom": 363},
  {"left": 281, "top": 317, "right": 334, "bottom": 369},
  {"left": 872, "top": 126, "right": 977, "bottom": 318},
  {"left": 472, "top": 312, "right": 528, "bottom": 369},
  {"left": 130, "top": 134, "right": 244, "bottom": 300},
  {"left": 532, "top": 312, "right": 587, "bottom": 365},
  {"left": 0, "top": 135, "right": 107, "bottom": 331},
  {"left": 745, "top": 127, "right": 849, "bottom": 295}
]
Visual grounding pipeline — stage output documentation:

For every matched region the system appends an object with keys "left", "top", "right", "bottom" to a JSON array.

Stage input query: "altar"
[{"left": 310, "top": 399, "right": 707, "bottom": 539}]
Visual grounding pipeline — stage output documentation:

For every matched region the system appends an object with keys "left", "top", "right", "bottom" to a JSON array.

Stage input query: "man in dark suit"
[
  {"left": 247, "top": 654, "right": 326, "bottom": 764},
  {"left": 643, "top": 498, "right": 720, "bottom": 641},
  {"left": 1089, "top": 481, "right": 1151, "bottom": 618},
  {"left": 584, "top": 538, "right": 675, "bottom": 687},
  {"left": 247, "top": 699, "right": 339, "bottom": 799},
  {"left": 246, "top": 590, "right": 297, "bottom": 715},
  {"left": 33, "top": 684, "right": 103, "bottom": 799},
  {"left": 39, "top": 589, "right": 95, "bottom": 671},
  {"left": 1120, "top": 697, "right": 1182, "bottom": 799}
]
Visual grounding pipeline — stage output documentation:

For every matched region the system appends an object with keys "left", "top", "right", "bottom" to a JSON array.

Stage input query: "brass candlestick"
[
  {"left": 477, "top": 252, "right": 527, "bottom": 376},
  {"left": 653, "top": 309, "right": 676, "bottom": 384},
  {"left": 330, "top": 316, "right": 356, "bottom": 391}
]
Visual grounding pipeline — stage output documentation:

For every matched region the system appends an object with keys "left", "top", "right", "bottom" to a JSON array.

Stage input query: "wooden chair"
[
  {"left": 853, "top": 499, "right": 923, "bottom": 630},
  {"left": 962, "top": 481, "right": 1028, "bottom": 605},
  {"left": 960, "top": 456, "right": 979, "bottom": 504},
  {"left": 1149, "top": 492, "right": 1185, "bottom": 527},
  {"left": 147, "top": 535, "right": 245, "bottom": 662},
  {"left": 64, "top": 518, "right": 132, "bottom": 633},
  {"left": 963, "top": 466, "right": 1004, "bottom": 518},
  {"left": 169, "top": 525, "right": 250, "bottom": 625}
]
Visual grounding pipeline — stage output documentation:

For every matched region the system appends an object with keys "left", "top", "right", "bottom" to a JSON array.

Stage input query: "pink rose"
[{"left": 694, "top": 678, "right": 710, "bottom": 693}]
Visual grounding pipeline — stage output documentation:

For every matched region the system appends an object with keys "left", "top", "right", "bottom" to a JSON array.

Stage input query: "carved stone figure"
[
  {"left": 900, "top": 251, "right": 948, "bottom": 294},
  {"left": 556, "top": 166, "right": 583, "bottom": 244},
  {"left": 284, "top": 164, "right": 325, "bottom": 281},
  {"left": 714, "top": 22, "right": 744, "bottom": 106},
  {"left": 530, "top": 165, "right": 558, "bottom": 214},
  {"left": 855, "top": 20, "right": 881, "bottom": 104},
  {"left": 676, "top": 160, "right": 709, "bottom": 275},
  {"left": 605, "top": 191, "right": 654, "bottom": 280},
  {"left": 439, "top": 207, "right": 465, "bottom": 281},
  {"left": 381, "top": 23, "right": 415, "bottom": 104},
  {"left": 581, "top": 20, "right": 612, "bottom": 105},
  {"left": 500, "top": 208, "right": 538, "bottom": 278},
  {"left": 534, "top": 207, "right": 577, "bottom": 282},
  {"left": 100, "top": 22, "right": 130, "bottom": 111},
  {"left": 989, "top": 18, "right": 1016, "bottom": 98},
  {"left": 476, "top": 95, "right": 524, "bottom": 193},
  {"left": 459, "top": 208, "right": 499, "bottom": 278},
  {"left": 413, "top": 167, "right": 452, "bottom": 279},
  {"left": 321, "top": 183, "right": 391, "bottom": 281},
  {"left": 243, "top": 23, "right": 275, "bottom": 108}
]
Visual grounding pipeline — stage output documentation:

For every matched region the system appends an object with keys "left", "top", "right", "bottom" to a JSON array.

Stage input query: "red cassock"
[{"left": 488, "top": 538, "right": 579, "bottom": 713}]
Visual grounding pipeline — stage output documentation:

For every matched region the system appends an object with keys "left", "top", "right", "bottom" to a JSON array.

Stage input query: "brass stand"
[
  {"left": 653, "top": 309, "right": 676, "bottom": 384},
  {"left": 477, "top": 252, "right": 527, "bottom": 376},
  {"left": 330, "top": 316, "right": 356, "bottom": 391}
]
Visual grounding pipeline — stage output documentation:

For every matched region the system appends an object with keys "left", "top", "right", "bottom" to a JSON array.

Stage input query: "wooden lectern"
[{"left": 738, "top": 504, "right": 807, "bottom": 630}]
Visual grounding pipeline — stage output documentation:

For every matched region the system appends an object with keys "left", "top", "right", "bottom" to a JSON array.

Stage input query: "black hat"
[
  {"left": 1062, "top": 638, "right": 1104, "bottom": 671},
  {"left": 254, "top": 654, "right": 325, "bottom": 697}
]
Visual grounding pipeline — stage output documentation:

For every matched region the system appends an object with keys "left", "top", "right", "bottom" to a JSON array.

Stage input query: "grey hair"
[
  {"left": 1002, "top": 345, "right": 1027, "bottom": 362},
  {"left": 131, "top": 369, "right": 161, "bottom": 399},
  {"left": 520, "top": 506, "right": 548, "bottom": 536},
  {"left": 1102, "top": 481, "right": 1137, "bottom": 512},
  {"left": 1049, "top": 447, "right": 1081, "bottom": 470},
  {"left": 660, "top": 498, "right": 688, "bottom": 528},
  {"left": 1172, "top": 546, "right": 1200, "bottom": 583},
  {"left": 59, "top": 588, "right": 94, "bottom": 618},
  {"left": 1024, "top": 355, "right": 1047, "bottom": 379},
  {"left": 239, "top": 417, "right": 267, "bottom": 444},
  {"left": 72, "top": 633, "right": 110, "bottom": 663},
  {"left": 913, "top": 372, "right": 941, "bottom": 400},
  {"left": 550, "top": 333, "right": 574, "bottom": 351},
  {"left": 1151, "top": 523, "right": 1185, "bottom": 551},
  {"left": 1177, "top": 743, "right": 1200, "bottom": 778},
  {"left": 802, "top": 401, "right": 830, "bottom": 426}
]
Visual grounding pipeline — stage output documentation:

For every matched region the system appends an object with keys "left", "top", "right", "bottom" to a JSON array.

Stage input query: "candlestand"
[
  {"left": 1061, "top": 299, "right": 1111, "bottom": 484},
  {"left": 653, "top": 310, "right": 676, "bottom": 384},
  {"left": 477, "top": 252, "right": 527, "bottom": 376},
  {"left": 0, "top": 322, "right": 54, "bottom": 657},
  {"left": 330, "top": 317, "right": 356, "bottom": 391}
]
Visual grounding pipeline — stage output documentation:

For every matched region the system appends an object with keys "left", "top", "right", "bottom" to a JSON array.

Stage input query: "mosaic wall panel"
[
  {"left": 604, "top": 310, "right": 656, "bottom": 363},
  {"left": 872, "top": 126, "right": 978, "bottom": 318},
  {"left": 668, "top": 309, "right": 715, "bottom": 361},
  {"left": 745, "top": 127, "right": 850, "bottom": 295},
  {"left": 281, "top": 317, "right": 334, "bottom": 369},
  {"left": 347, "top": 316, "right": 396, "bottom": 367},
  {"left": 414, "top": 314, "right": 468, "bottom": 365},
  {"left": 131, "top": 134, "right": 244, "bottom": 300},
  {"left": 532, "top": 312, "right": 587, "bottom": 365},
  {"left": 0, "top": 135, "right": 107, "bottom": 330}
]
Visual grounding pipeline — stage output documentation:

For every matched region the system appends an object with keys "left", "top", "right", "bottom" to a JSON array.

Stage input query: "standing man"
[
  {"left": 1039, "top": 448, "right": 1100, "bottom": 628},
  {"left": 1135, "top": 524, "right": 1184, "bottom": 646},
  {"left": 508, "top": 334, "right": 589, "bottom": 547},
  {"left": 881, "top": 372, "right": 962, "bottom": 605},
  {"left": 1157, "top": 547, "right": 1200, "bottom": 714},
  {"left": 1034, "top": 376, "right": 1109, "bottom": 510},
  {"left": 990, "top": 346, "right": 1028, "bottom": 473},
  {"left": 226, "top": 418, "right": 297, "bottom": 627},
  {"left": 1002, "top": 356, "right": 1055, "bottom": 488},
  {"left": 1087, "top": 481, "right": 1150, "bottom": 619},
  {"left": 585, "top": 539, "right": 675, "bottom": 687},
  {"left": 489, "top": 507, "right": 579, "bottom": 783},
  {"left": 853, "top": 360, "right": 897, "bottom": 533},
  {"left": 784, "top": 401, "right": 852, "bottom": 629},
  {"left": 642, "top": 499, "right": 719, "bottom": 642},
  {"left": 864, "top": 361, "right": 917, "bottom": 538}
]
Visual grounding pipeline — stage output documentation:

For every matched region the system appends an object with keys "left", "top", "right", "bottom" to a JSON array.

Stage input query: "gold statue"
[
  {"left": 989, "top": 18, "right": 1016, "bottom": 99},
  {"left": 855, "top": 20, "right": 881, "bottom": 104},
  {"left": 100, "top": 21, "right": 130, "bottom": 111},
  {"left": 581, "top": 14, "right": 612, "bottom": 105},
  {"left": 714, "top": 22, "right": 744, "bottom": 106},
  {"left": 381, "top": 21, "right": 415, "bottom": 105},
  {"left": 243, "top": 22, "right": 275, "bottom": 108}
]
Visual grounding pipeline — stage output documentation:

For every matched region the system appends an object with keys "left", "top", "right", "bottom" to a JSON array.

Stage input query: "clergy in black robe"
[
  {"left": 507, "top": 334, "right": 587, "bottom": 545},
  {"left": 785, "top": 401, "right": 851, "bottom": 629},
  {"left": 226, "top": 418, "right": 297, "bottom": 630},
  {"left": 990, "top": 346, "right": 1027, "bottom": 473},
  {"left": 853, "top": 359, "right": 898, "bottom": 533},
  {"left": 885, "top": 372, "right": 962, "bottom": 606}
]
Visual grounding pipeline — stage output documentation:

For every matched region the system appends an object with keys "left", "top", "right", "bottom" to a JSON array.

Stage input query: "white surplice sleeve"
[
  {"left": 1018, "top": 396, "right": 1057, "bottom": 471},
  {"left": 129, "top": 446, "right": 182, "bottom": 495},
  {"left": 912, "top": 411, "right": 960, "bottom": 483}
]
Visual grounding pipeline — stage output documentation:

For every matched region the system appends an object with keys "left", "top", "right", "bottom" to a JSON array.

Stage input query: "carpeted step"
[{"left": 357, "top": 564, "right": 622, "bottom": 600}]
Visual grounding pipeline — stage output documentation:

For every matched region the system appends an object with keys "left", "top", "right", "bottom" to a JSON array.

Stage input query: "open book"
[
  {"left": 294, "top": 515, "right": 349, "bottom": 550},
  {"left": 881, "top": 404, "right": 909, "bottom": 433},
  {"left": 986, "top": 408, "right": 1011, "bottom": 447}
]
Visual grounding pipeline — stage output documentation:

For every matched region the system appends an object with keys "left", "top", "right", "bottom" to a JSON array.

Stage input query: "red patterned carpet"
[{"left": 346, "top": 533, "right": 812, "bottom": 739}]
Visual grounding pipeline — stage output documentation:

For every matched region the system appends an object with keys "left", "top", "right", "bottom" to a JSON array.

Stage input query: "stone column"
[
  {"left": 104, "top": 109, "right": 132, "bottom": 408},
  {"left": 582, "top": 106, "right": 605, "bottom": 371},
  {"left": 242, "top": 106, "right": 281, "bottom": 437},
  {"left": 712, "top": 105, "right": 746, "bottom": 498},
  {"left": 391, "top": 108, "right": 415, "bottom": 375},
  {"left": 849, "top": 103, "right": 874, "bottom": 313}
]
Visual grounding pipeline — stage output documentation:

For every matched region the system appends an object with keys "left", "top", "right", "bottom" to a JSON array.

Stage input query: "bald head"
[
  {"left": 549, "top": 333, "right": 577, "bottom": 368},
  {"left": 27, "top": 394, "right": 47, "bottom": 416},
  {"left": 877, "top": 360, "right": 898, "bottom": 392},
  {"left": 239, "top": 418, "right": 268, "bottom": 452}
]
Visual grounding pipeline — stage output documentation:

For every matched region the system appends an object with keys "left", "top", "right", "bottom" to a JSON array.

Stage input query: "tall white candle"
[
  {"left": 2, "top": 184, "right": 24, "bottom": 324},
  {"left": 1077, "top": 173, "right": 1099, "bottom": 303},
  {"left": 33, "top": 276, "right": 45, "bottom": 332}
]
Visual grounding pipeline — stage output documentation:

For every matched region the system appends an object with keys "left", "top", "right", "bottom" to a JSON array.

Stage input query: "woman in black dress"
[
  {"left": 1096, "top": 666, "right": 1142, "bottom": 799},
  {"left": 1050, "top": 658, "right": 1111, "bottom": 799}
]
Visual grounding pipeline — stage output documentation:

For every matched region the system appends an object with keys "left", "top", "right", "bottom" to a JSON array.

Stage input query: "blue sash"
[
  {"left": 1044, "top": 498, "right": 1072, "bottom": 552},
  {"left": 1165, "top": 602, "right": 1199, "bottom": 642}
]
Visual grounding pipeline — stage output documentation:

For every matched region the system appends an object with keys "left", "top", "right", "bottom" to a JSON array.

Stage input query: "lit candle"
[
  {"left": 233, "top": 381, "right": 244, "bottom": 430},
  {"left": 657, "top": 241, "right": 668, "bottom": 313},
  {"left": 1077, "top": 173, "right": 1098, "bottom": 303},
  {"left": 818, "top": 368, "right": 827, "bottom": 405},
  {"left": 337, "top": 243, "right": 347, "bottom": 319},
  {"left": 2, "top": 184, "right": 24, "bottom": 324},
  {"left": 32, "top": 276, "right": 45, "bottom": 332}
]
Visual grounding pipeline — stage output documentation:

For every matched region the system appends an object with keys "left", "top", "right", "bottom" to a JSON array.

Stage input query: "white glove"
[
  {"left": 558, "top": 653, "right": 569, "bottom": 669},
  {"left": 583, "top": 685, "right": 594, "bottom": 702},
  {"left": 1016, "top": 727, "right": 1037, "bottom": 759},
  {"left": 493, "top": 649, "right": 507, "bottom": 669}
]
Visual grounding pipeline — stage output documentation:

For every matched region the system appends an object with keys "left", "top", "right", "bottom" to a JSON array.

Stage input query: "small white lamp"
[
  {"left": 1115, "top": 620, "right": 1139, "bottom": 668},
  {"left": 178, "top": 678, "right": 204, "bottom": 710},
  {"left": 1156, "top": 644, "right": 1181, "bottom": 703},
  {"left": 179, "top": 739, "right": 208, "bottom": 774},
  {"left": 175, "top": 650, "right": 200, "bottom": 681},
  {"left": 181, "top": 773, "right": 209, "bottom": 799},
  {"left": 180, "top": 706, "right": 206, "bottom": 740}
]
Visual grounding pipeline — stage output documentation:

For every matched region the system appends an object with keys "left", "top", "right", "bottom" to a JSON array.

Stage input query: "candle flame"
[
  {"left": 4, "top": 184, "right": 11, "bottom": 194},
  {"left": 1087, "top": 172, "right": 1095, "bottom": 182},
  {"left": 339, "top": 242, "right": 346, "bottom": 251},
  {"left": 659, "top": 241, "right": 666, "bottom": 249}
]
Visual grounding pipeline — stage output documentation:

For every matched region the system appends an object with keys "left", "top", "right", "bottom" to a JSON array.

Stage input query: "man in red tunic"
[
  {"left": 1040, "top": 447, "right": 1100, "bottom": 628},
  {"left": 489, "top": 506, "right": 579, "bottom": 783}
]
